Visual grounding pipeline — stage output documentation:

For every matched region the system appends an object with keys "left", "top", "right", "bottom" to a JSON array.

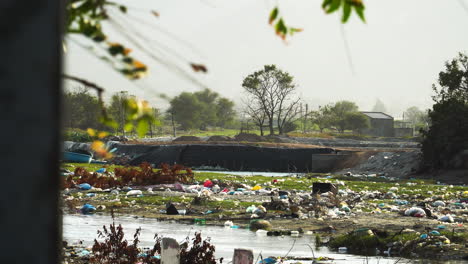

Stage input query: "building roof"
[{"left": 361, "top": 112, "right": 393, "bottom": 120}]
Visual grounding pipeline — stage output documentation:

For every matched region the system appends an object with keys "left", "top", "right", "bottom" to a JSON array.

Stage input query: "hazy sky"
[{"left": 65, "top": 0, "right": 468, "bottom": 118}]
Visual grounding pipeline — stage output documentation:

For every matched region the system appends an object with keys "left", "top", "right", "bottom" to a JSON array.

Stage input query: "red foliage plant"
[
  {"left": 91, "top": 221, "right": 216, "bottom": 264},
  {"left": 63, "top": 162, "right": 194, "bottom": 189}
]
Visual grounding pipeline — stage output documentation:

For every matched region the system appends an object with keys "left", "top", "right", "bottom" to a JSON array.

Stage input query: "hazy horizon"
[{"left": 64, "top": 0, "right": 468, "bottom": 119}]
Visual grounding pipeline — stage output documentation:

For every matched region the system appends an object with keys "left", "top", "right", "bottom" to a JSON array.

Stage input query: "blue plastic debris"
[
  {"left": 430, "top": 231, "right": 441, "bottom": 236},
  {"left": 96, "top": 168, "right": 106, "bottom": 173},
  {"left": 420, "top": 234, "right": 428, "bottom": 239},
  {"left": 81, "top": 203, "right": 96, "bottom": 214},
  {"left": 437, "top": 225, "right": 446, "bottom": 230},
  {"left": 77, "top": 249, "right": 90, "bottom": 257},
  {"left": 259, "top": 257, "right": 277, "bottom": 264},
  {"left": 78, "top": 183, "right": 92, "bottom": 190},
  {"left": 280, "top": 195, "right": 288, "bottom": 199},
  {"left": 86, "top": 193, "right": 96, "bottom": 197}
]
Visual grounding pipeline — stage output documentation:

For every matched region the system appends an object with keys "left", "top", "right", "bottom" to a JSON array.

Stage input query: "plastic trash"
[
  {"left": 81, "top": 203, "right": 96, "bottom": 214},
  {"left": 110, "top": 189, "right": 119, "bottom": 195},
  {"left": 203, "top": 180, "right": 213, "bottom": 188},
  {"left": 77, "top": 249, "right": 90, "bottom": 257},
  {"left": 439, "top": 215, "right": 454, "bottom": 223},
  {"left": 437, "top": 225, "right": 446, "bottom": 230},
  {"left": 433, "top": 200, "right": 446, "bottom": 207},
  {"left": 194, "top": 218, "right": 206, "bottom": 225},
  {"left": 430, "top": 231, "right": 441, "bottom": 236},
  {"left": 78, "top": 183, "right": 92, "bottom": 190},
  {"left": 212, "top": 185, "right": 220, "bottom": 193},
  {"left": 338, "top": 247, "right": 347, "bottom": 253},
  {"left": 404, "top": 207, "right": 426, "bottom": 217},
  {"left": 246, "top": 205, "right": 257, "bottom": 213},
  {"left": 122, "top": 186, "right": 132, "bottom": 191},
  {"left": 96, "top": 168, "right": 106, "bottom": 173},
  {"left": 259, "top": 257, "right": 277, "bottom": 264},
  {"left": 252, "top": 185, "right": 261, "bottom": 191},
  {"left": 86, "top": 193, "right": 96, "bottom": 197},
  {"left": 256, "top": 229, "right": 268, "bottom": 236},
  {"left": 224, "top": 220, "right": 233, "bottom": 227},
  {"left": 126, "top": 190, "right": 143, "bottom": 196},
  {"left": 291, "top": 230, "right": 299, "bottom": 237},
  {"left": 420, "top": 234, "right": 428, "bottom": 239},
  {"left": 166, "top": 203, "right": 179, "bottom": 215},
  {"left": 395, "top": 200, "right": 409, "bottom": 205},
  {"left": 177, "top": 210, "right": 187, "bottom": 215},
  {"left": 230, "top": 225, "right": 240, "bottom": 229}
]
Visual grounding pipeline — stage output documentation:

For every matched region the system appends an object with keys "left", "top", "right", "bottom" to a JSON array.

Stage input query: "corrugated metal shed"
[{"left": 361, "top": 112, "right": 393, "bottom": 120}]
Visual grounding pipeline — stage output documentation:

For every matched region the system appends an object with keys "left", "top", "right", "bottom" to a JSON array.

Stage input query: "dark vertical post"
[{"left": 0, "top": 1, "right": 63, "bottom": 263}]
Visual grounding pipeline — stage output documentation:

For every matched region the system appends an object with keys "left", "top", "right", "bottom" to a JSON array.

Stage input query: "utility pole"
[
  {"left": 171, "top": 111, "right": 176, "bottom": 137},
  {"left": 119, "top": 91, "right": 127, "bottom": 136}
]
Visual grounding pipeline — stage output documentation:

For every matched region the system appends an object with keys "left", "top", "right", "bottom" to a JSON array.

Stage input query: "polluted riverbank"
[
  {"left": 61, "top": 162, "right": 468, "bottom": 261},
  {"left": 63, "top": 214, "right": 404, "bottom": 264}
]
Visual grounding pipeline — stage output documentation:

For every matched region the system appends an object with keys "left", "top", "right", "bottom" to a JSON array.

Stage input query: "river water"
[
  {"left": 62, "top": 214, "right": 459, "bottom": 264},
  {"left": 193, "top": 170, "right": 304, "bottom": 177}
]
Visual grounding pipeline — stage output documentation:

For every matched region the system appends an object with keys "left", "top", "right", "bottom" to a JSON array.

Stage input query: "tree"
[
  {"left": 242, "top": 65, "right": 300, "bottom": 135},
  {"left": 329, "top": 100, "right": 359, "bottom": 133},
  {"left": 310, "top": 105, "right": 334, "bottom": 133},
  {"left": 107, "top": 91, "right": 130, "bottom": 134},
  {"left": 169, "top": 90, "right": 236, "bottom": 131},
  {"left": 63, "top": 87, "right": 106, "bottom": 131},
  {"left": 244, "top": 102, "right": 267, "bottom": 136},
  {"left": 344, "top": 112, "right": 370, "bottom": 134},
  {"left": 169, "top": 92, "right": 203, "bottom": 130},
  {"left": 372, "top": 99, "right": 387, "bottom": 113},
  {"left": 216, "top": 98, "right": 236, "bottom": 128},
  {"left": 422, "top": 52, "right": 468, "bottom": 170}
]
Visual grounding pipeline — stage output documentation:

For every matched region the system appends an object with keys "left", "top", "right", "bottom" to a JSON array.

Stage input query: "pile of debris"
[{"left": 338, "top": 151, "right": 422, "bottom": 179}]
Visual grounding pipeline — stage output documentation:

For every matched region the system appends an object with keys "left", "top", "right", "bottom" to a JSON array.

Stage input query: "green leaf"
[
  {"left": 124, "top": 122, "right": 133, "bottom": 132},
  {"left": 269, "top": 7, "right": 279, "bottom": 24},
  {"left": 325, "top": 0, "right": 342, "bottom": 14},
  {"left": 276, "top": 18, "right": 287, "bottom": 35},
  {"left": 119, "top": 5, "right": 127, "bottom": 13},
  {"left": 322, "top": 0, "right": 333, "bottom": 9},
  {"left": 354, "top": 5, "right": 366, "bottom": 23},
  {"left": 136, "top": 119, "right": 150, "bottom": 137},
  {"left": 342, "top": 2, "right": 352, "bottom": 23}
]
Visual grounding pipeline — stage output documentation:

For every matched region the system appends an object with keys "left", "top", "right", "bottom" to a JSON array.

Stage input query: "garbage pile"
[{"left": 338, "top": 151, "right": 421, "bottom": 179}]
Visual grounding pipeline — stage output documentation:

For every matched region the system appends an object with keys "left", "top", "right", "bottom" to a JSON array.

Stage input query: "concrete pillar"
[
  {"left": 161, "top": 238, "right": 180, "bottom": 264},
  {"left": 233, "top": 248, "right": 254, "bottom": 264},
  {"left": 0, "top": 1, "right": 63, "bottom": 263}
]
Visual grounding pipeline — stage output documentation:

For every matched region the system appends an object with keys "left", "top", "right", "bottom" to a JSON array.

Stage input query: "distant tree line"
[
  {"left": 63, "top": 89, "right": 161, "bottom": 136},
  {"left": 168, "top": 89, "right": 236, "bottom": 131}
]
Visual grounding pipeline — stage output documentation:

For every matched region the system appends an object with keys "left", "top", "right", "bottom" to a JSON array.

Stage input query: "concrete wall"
[
  {"left": 363, "top": 118, "right": 395, "bottom": 137},
  {"left": 109, "top": 143, "right": 351, "bottom": 172},
  {"left": 394, "top": 128, "right": 413, "bottom": 137}
]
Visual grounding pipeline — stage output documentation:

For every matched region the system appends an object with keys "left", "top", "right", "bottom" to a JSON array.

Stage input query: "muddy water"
[{"left": 62, "top": 214, "right": 436, "bottom": 264}]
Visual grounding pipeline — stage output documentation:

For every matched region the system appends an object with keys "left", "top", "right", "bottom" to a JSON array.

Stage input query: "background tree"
[
  {"left": 310, "top": 105, "right": 334, "bottom": 133},
  {"left": 244, "top": 102, "right": 267, "bottom": 136},
  {"left": 372, "top": 99, "right": 387, "bottom": 113},
  {"left": 216, "top": 98, "right": 236, "bottom": 128},
  {"left": 63, "top": 87, "right": 106, "bottom": 131},
  {"left": 422, "top": 52, "right": 468, "bottom": 170},
  {"left": 242, "top": 65, "right": 300, "bottom": 135},
  {"left": 169, "top": 92, "right": 203, "bottom": 130},
  {"left": 169, "top": 89, "right": 236, "bottom": 131},
  {"left": 108, "top": 91, "right": 130, "bottom": 134},
  {"left": 344, "top": 112, "right": 370, "bottom": 134},
  {"left": 329, "top": 100, "right": 359, "bottom": 133}
]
